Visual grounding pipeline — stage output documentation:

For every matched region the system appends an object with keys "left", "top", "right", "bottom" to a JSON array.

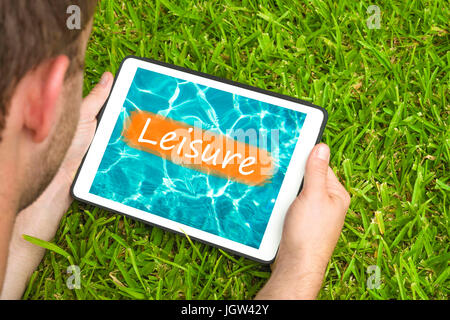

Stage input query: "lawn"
[{"left": 23, "top": 0, "right": 448, "bottom": 299}]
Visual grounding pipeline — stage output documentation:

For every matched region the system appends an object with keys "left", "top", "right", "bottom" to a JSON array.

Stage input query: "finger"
[
  {"left": 80, "top": 72, "right": 113, "bottom": 120},
  {"left": 302, "top": 143, "right": 330, "bottom": 194},
  {"left": 327, "top": 166, "right": 351, "bottom": 209},
  {"left": 326, "top": 166, "right": 345, "bottom": 193}
]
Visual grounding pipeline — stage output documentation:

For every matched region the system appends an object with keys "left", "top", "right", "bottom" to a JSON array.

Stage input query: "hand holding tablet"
[{"left": 72, "top": 56, "right": 327, "bottom": 263}]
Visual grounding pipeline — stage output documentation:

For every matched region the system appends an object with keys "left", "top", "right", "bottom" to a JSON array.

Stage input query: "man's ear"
[{"left": 23, "top": 55, "right": 70, "bottom": 143}]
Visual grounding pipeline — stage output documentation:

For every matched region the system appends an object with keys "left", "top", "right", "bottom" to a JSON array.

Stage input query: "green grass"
[{"left": 23, "top": 0, "right": 448, "bottom": 299}]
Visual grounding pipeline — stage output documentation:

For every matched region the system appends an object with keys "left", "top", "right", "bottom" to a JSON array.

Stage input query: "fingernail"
[
  {"left": 316, "top": 144, "right": 330, "bottom": 161},
  {"left": 99, "top": 72, "right": 109, "bottom": 87}
]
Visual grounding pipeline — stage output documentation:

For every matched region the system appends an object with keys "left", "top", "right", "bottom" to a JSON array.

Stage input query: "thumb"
[
  {"left": 80, "top": 72, "right": 113, "bottom": 120},
  {"left": 302, "top": 143, "right": 330, "bottom": 195}
]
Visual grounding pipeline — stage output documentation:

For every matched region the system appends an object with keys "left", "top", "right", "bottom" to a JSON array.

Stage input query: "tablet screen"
[{"left": 89, "top": 67, "right": 306, "bottom": 249}]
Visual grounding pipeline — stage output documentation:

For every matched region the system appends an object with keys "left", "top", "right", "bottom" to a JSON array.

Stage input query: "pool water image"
[{"left": 90, "top": 67, "right": 306, "bottom": 248}]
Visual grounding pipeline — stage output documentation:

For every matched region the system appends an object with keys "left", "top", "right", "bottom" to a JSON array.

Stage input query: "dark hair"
[{"left": 0, "top": 0, "right": 97, "bottom": 141}]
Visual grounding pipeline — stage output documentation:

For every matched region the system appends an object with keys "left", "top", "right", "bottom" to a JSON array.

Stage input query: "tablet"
[{"left": 71, "top": 56, "right": 327, "bottom": 263}]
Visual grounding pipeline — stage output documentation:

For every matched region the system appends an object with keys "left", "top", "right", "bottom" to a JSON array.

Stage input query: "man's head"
[{"left": 0, "top": 1, "right": 97, "bottom": 210}]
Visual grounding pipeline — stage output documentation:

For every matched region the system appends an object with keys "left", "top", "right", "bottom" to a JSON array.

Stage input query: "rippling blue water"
[{"left": 90, "top": 67, "right": 306, "bottom": 248}]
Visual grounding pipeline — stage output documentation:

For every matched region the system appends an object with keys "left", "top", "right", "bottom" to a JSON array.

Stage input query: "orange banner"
[{"left": 122, "top": 111, "right": 274, "bottom": 186}]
